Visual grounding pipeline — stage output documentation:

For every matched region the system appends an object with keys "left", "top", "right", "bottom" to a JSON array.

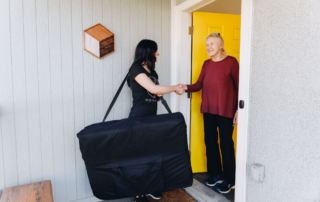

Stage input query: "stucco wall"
[{"left": 247, "top": 0, "right": 320, "bottom": 201}]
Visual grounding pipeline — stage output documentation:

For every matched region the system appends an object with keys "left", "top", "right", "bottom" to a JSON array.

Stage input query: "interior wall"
[
  {"left": 196, "top": 0, "right": 241, "bottom": 14},
  {"left": 247, "top": 0, "right": 320, "bottom": 201},
  {"left": 176, "top": 0, "right": 187, "bottom": 5},
  {"left": 0, "top": 0, "right": 171, "bottom": 201}
]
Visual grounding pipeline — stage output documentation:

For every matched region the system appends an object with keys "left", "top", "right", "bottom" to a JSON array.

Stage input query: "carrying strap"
[
  {"left": 160, "top": 97, "right": 172, "bottom": 114},
  {"left": 102, "top": 72, "right": 172, "bottom": 122}
]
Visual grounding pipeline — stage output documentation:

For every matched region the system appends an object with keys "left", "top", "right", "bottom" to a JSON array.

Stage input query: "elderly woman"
[{"left": 181, "top": 32, "right": 239, "bottom": 194}]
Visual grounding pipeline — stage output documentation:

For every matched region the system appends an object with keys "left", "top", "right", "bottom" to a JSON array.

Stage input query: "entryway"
[
  {"left": 190, "top": 8, "right": 241, "bottom": 202},
  {"left": 171, "top": 0, "right": 253, "bottom": 202}
]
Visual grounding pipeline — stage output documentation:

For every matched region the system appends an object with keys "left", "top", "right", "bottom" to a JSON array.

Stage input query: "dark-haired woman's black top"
[{"left": 128, "top": 64, "right": 159, "bottom": 118}]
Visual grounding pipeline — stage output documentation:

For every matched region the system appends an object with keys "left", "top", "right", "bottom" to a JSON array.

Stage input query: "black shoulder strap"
[
  {"left": 160, "top": 97, "right": 172, "bottom": 114},
  {"left": 102, "top": 72, "right": 129, "bottom": 122},
  {"left": 102, "top": 72, "right": 172, "bottom": 122}
]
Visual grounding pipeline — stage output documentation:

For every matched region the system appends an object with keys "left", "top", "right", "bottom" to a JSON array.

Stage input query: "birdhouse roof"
[{"left": 84, "top": 23, "right": 113, "bottom": 41}]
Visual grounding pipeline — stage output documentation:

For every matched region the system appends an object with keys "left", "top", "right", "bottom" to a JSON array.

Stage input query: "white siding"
[{"left": 0, "top": 0, "right": 171, "bottom": 201}]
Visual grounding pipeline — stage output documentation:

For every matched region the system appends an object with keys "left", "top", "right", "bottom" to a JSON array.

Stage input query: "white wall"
[
  {"left": 196, "top": 0, "right": 241, "bottom": 14},
  {"left": 246, "top": 0, "right": 320, "bottom": 201},
  {"left": 176, "top": 0, "right": 187, "bottom": 5},
  {"left": 0, "top": 0, "right": 171, "bottom": 201},
  {"left": 170, "top": 1, "right": 192, "bottom": 144}
]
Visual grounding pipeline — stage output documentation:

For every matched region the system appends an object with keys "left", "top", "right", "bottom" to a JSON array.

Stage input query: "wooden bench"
[{"left": 0, "top": 180, "right": 53, "bottom": 202}]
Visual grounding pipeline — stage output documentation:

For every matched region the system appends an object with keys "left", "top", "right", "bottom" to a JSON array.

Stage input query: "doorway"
[
  {"left": 171, "top": 0, "right": 253, "bottom": 202},
  {"left": 190, "top": 11, "right": 241, "bottom": 173},
  {"left": 191, "top": 10, "right": 241, "bottom": 202},
  {"left": 191, "top": 10, "right": 241, "bottom": 201}
]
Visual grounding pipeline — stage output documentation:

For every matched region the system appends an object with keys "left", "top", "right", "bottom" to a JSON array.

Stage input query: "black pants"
[{"left": 203, "top": 113, "right": 235, "bottom": 184}]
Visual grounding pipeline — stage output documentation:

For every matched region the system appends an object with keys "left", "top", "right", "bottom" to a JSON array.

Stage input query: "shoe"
[
  {"left": 215, "top": 181, "right": 235, "bottom": 194},
  {"left": 134, "top": 195, "right": 148, "bottom": 202},
  {"left": 146, "top": 193, "right": 162, "bottom": 200},
  {"left": 205, "top": 175, "right": 223, "bottom": 187}
]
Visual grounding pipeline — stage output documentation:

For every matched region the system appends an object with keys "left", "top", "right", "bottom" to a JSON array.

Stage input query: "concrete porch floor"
[
  {"left": 95, "top": 188, "right": 195, "bottom": 202},
  {"left": 93, "top": 178, "right": 232, "bottom": 202},
  {"left": 185, "top": 179, "right": 232, "bottom": 202}
]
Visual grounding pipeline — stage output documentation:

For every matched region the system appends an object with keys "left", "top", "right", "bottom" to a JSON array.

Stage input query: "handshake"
[{"left": 174, "top": 84, "right": 187, "bottom": 95}]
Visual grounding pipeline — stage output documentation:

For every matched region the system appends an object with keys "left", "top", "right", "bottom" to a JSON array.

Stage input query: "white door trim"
[
  {"left": 170, "top": 0, "right": 253, "bottom": 202},
  {"left": 234, "top": 0, "right": 253, "bottom": 201},
  {"left": 175, "top": 0, "right": 216, "bottom": 12}
]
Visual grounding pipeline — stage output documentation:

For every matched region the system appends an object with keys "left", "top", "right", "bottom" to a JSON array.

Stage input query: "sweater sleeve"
[
  {"left": 231, "top": 58, "right": 239, "bottom": 110},
  {"left": 186, "top": 61, "right": 206, "bottom": 92}
]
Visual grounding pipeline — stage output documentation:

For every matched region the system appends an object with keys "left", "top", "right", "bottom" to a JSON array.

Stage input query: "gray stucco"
[{"left": 247, "top": 0, "right": 320, "bottom": 201}]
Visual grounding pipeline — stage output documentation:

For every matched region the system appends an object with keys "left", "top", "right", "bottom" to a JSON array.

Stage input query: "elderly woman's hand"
[
  {"left": 233, "top": 111, "right": 238, "bottom": 126},
  {"left": 175, "top": 84, "right": 185, "bottom": 95}
]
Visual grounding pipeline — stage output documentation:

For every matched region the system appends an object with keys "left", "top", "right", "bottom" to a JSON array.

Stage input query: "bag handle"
[{"left": 102, "top": 73, "right": 172, "bottom": 122}]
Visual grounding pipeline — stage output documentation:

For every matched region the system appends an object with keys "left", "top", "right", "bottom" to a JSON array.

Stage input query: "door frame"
[{"left": 170, "top": 0, "right": 253, "bottom": 202}]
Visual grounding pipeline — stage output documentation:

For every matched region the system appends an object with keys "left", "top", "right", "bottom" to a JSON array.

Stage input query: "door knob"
[{"left": 239, "top": 100, "right": 245, "bottom": 109}]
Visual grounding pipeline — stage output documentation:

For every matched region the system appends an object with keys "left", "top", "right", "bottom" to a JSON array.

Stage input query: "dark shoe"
[
  {"left": 215, "top": 181, "right": 235, "bottom": 194},
  {"left": 134, "top": 195, "right": 148, "bottom": 202},
  {"left": 205, "top": 175, "right": 223, "bottom": 187},
  {"left": 146, "top": 193, "right": 162, "bottom": 200}
]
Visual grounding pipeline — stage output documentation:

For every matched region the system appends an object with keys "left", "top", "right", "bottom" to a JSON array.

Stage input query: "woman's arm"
[
  {"left": 185, "top": 62, "right": 206, "bottom": 92},
  {"left": 231, "top": 58, "right": 239, "bottom": 125},
  {"left": 231, "top": 58, "right": 239, "bottom": 110},
  {"left": 135, "top": 73, "right": 178, "bottom": 96},
  {"left": 231, "top": 59, "right": 239, "bottom": 94}
]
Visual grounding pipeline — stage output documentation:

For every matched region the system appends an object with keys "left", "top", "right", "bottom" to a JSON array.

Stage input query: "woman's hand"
[
  {"left": 233, "top": 111, "right": 238, "bottom": 126},
  {"left": 135, "top": 73, "right": 183, "bottom": 96},
  {"left": 175, "top": 84, "right": 186, "bottom": 95}
]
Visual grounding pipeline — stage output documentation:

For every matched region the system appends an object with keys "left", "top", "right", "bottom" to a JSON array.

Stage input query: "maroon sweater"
[{"left": 187, "top": 56, "right": 239, "bottom": 118}]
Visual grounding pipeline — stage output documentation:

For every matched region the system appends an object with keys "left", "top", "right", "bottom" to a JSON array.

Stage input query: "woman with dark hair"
[
  {"left": 128, "top": 39, "right": 182, "bottom": 201},
  {"left": 128, "top": 39, "right": 181, "bottom": 119}
]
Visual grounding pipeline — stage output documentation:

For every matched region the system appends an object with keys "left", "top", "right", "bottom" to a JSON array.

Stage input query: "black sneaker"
[
  {"left": 134, "top": 195, "right": 148, "bottom": 202},
  {"left": 215, "top": 181, "right": 235, "bottom": 194},
  {"left": 205, "top": 175, "right": 223, "bottom": 187}
]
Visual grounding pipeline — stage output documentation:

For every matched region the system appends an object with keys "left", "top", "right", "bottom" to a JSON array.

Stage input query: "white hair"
[{"left": 207, "top": 32, "right": 226, "bottom": 53}]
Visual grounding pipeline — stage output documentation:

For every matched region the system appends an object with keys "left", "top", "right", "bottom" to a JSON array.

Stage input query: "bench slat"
[{"left": 0, "top": 180, "right": 53, "bottom": 202}]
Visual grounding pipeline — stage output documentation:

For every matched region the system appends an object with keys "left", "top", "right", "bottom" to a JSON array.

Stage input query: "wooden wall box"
[{"left": 84, "top": 23, "right": 114, "bottom": 58}]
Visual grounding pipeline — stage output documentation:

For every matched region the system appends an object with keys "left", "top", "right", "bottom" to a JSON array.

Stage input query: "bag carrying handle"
[{"left": 102, "top": 72, "right": 172, "bottom": 122}]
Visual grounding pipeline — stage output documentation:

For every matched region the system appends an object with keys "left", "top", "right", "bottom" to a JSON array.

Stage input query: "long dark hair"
[{"left": 131, "top": 39, "right": 158, "bottom": 71}]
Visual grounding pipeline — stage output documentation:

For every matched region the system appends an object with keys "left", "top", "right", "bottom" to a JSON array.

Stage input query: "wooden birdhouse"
[{"left": 84, "top": 23, "right": 114, "bottom": 58}]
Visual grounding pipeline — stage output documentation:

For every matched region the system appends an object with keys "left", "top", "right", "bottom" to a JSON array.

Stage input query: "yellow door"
[{"left": 191, "top": 12, "right": 241, "bottom": 173}]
